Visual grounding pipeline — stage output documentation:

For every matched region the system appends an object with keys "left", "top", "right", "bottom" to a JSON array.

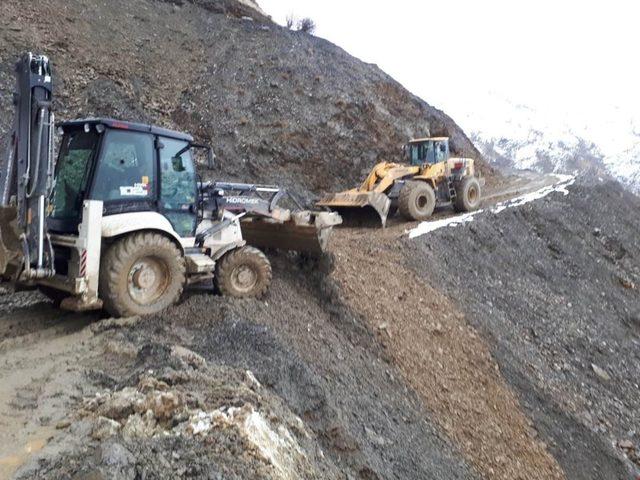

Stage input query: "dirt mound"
[
  {"left": 136, "top": 256, "right": 478, "bottom": 479},
  {"left": 329, "top": 230, "right": 565, "bottom": 480},
  {"left": 0, "top": 0, "right": 489, "bottom": 203},
  {"left": 405, "top": 176, "right": 640, "bottom": 479},
  {"left": 7, "top": 258, "right": 478, "bottom": 480},
  {"left": 10, "top": 321, "right": 339, "bottom": 480}
]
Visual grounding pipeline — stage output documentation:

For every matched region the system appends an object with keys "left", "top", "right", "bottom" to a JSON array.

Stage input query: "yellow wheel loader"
[{"left": 317, "top": 137, "right": 483, "bottom": 226}]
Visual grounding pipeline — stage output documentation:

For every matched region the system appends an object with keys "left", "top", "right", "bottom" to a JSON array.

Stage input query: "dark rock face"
[{"left": 0, "top": 0, "right": 485, "bottom": 204}]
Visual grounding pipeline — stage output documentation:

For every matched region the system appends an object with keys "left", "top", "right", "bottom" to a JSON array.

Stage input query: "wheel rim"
[
  {"left": 416, "top": 195, "right": 428, "bottom": 210},
  {"left": 467, "top": 185, "right": 478, "bottom": 203},
  {"left": 230, "top": 264, "right": 258, "bottom": 294},
  {"left": 127, "top": 256, "right": 170, "bottom": 306}
]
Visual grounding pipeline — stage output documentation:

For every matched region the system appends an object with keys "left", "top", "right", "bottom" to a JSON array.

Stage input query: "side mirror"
[
  {"left": 171, "top": 156, "right": 186, "bottom": 172},
  {"left": 207, "top": 148, "right": 216, "bottom": 170}
]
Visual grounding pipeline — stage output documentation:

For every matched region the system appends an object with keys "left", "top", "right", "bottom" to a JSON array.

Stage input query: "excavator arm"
[{"left": 0, "top": 53, "right": 56, "bottom": 280}]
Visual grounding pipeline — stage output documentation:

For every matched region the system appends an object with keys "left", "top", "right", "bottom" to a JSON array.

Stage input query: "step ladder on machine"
[{"left": 447, "top": 177, "right": 457, "bottom": 201}]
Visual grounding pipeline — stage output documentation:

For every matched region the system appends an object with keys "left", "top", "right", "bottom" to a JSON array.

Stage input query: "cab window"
[
  {"left": 435, "top": 142, "right": 447, "bottom": 163},
  {"left": 51, "top": 130, "right": 98, "bottom": 219},
  {"left": 159, "top": 137, "right": 197, "bottom": 236},
  {"left": 91, "top": 130, "right": 155, "bottom": 202}
]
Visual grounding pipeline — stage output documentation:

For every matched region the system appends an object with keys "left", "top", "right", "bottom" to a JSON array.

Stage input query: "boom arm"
[{"left": 0, "top": 53, "right": 56, "bottom": 279}]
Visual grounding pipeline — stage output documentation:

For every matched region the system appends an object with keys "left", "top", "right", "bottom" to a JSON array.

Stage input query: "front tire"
[
  {"left": 398, "top": 181, "right": 436, "bottom": 221},
  {"left": 215, "top": 246, "right": 272, "bottom": 298},
  {"left": 454, "top": 176, "right": 482, "bottom": 212},
  {"left": 99, "top": 232, "right": 186, "bottom": 317}
]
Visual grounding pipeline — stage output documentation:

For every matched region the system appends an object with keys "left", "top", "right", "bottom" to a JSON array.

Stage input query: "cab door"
[{"left": 157, "top": 137, "right": 198, "bottom": 237}]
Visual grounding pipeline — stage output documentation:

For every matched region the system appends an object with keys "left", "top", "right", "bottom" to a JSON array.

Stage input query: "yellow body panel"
[{"left": 357, "top": 162, "right": 420, "bottom": 193}]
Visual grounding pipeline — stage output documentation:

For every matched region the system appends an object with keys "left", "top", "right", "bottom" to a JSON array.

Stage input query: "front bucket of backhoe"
[
  {"left": 316, "top": 191, "right": 391, "bottom": 227},
  {"left": 240, "top": 211, "right": 342, "bottom": 256},
  {"left": 0, "top": 206, "right": 22, "bottom": 278}
]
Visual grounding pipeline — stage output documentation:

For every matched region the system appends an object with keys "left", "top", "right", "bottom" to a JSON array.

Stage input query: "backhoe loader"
[
  {"left": 0, "top": 53, "right": 340, "bottom": 317},
  {"left": 317, "top": 137, "right": 482, "bottom": 226}
]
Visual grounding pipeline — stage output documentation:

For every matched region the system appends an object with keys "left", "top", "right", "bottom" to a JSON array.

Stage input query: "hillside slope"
[
  {"left": 0, "top": 0, "right": 486, "bottom": 201},
  {"left": 406, "top": 177, "right": 640, "bottom": 479}
]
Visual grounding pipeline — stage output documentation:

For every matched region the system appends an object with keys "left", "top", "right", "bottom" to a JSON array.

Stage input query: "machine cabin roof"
[
  {"left": 58, "top": 118, "right": 194, "bottom": 142},
  {"left": 408, "top": 137, "right": 449, "bottom": 144}
]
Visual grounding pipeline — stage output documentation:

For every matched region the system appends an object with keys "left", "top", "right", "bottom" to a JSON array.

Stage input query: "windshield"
[
  {"left": 50, "top": 130, "right": 99, "bottom": 219},
  {"left": 409, "top": 142, "right": 434, "bottom": 165}
]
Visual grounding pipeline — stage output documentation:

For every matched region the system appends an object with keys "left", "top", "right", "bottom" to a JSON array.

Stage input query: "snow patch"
[
  {"left": 186, "top": 405, "right": 307, "bottom": 479},
  {"left": 408, "top": 175, "right": 575, "bottom": 239}
]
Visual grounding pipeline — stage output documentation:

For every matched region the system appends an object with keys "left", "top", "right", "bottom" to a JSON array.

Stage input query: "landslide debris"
[
  {"left": 407, "top": 177, "right": 640, "bottom": 479},
  {"left": 136, "top": 255, "right": 478, "bottom": 479},
  {"left": 329, "top": 230, "right": 565, "bottom": 480}
]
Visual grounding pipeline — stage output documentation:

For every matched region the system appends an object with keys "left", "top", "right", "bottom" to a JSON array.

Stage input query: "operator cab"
[
  {"left": 406, "top": 137, "right": 450, "bottom": 166},
  {"left": 50, "top": 119, "right": 200, "bottom": 237}
]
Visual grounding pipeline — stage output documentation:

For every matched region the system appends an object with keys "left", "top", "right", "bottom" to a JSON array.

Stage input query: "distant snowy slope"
[{"left": 447, "top": 93, "right": 640, "bottom": 192}]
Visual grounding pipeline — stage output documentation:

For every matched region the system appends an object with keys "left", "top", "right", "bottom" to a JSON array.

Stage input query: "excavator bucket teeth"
[
  {"left": 240, "top": 211, "right": 342, "bottom": 257},
  {"left": 316, "top": 191, "right": 391, "bottom": 227},
  {"left": 0, "top": 206, "right": 22, "bottom": 277}
]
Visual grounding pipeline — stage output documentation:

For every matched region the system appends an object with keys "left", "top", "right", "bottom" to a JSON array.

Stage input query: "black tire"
[
  {"left": 398, "top": 181, "right": 436, "bottom": 221},
  {"left": 454, "top": 176, "right": 482, "bottom": 212},
  {"left": 38, "top": 286, "right": 67, "bottom": 306},
  {"left": 99, "top": 232, "right": 186, "bottom": 317},
  {"left": 215, "top": 246, "right": 272, "bottom": 298}
]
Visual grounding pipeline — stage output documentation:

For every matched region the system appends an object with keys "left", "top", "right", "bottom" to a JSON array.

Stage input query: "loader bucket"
[
  {"left": 316, "top": 191, "right": 391, "bottom": 227},
  {"left": 240, "top": 211, "right": 342, "bottom": 256},
  {"left": 0, "top": 206, "right": 22, "bottom": 277}
]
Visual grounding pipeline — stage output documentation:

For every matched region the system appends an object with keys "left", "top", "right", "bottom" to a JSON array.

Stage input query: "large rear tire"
[
  {"left": 454, "top": 176, "right": 482, "bottom": 212},
  {"left": 215, "top": 246, "right": 272, "bottom": 298},
  {"left": 398, "top": 181, "right": 436, "bottom": 221},
  {"left": 99, "top": 232, "right": 186, "bottom": 317}
]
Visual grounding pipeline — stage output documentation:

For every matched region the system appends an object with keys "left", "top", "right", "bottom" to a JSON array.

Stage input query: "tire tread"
[{"left": 99, "top": 232, "right": 185, "bottom": 317}]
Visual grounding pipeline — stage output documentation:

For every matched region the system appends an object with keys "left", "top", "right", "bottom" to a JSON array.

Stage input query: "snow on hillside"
[{"left": 445, "top": 93, "right": 640, "bottom": 193}]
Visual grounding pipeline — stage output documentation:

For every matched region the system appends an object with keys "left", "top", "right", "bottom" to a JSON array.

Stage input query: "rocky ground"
[
  {"left": 1, "top": 175, "right": 638, "bottom": 480},
  {"left": 0, "top": 0, "right": 638, "bottom": 479},
  {"left": 407, "top": 177, "right": 640, "bottom": 479}
]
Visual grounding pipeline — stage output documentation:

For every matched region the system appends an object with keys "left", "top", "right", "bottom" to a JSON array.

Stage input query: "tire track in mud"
[
  {"left": 329, "top": 229, "right": 565, "bottom": 480},
  {"left": 0, "top": 291, "right": 102, "bottom": 479}
]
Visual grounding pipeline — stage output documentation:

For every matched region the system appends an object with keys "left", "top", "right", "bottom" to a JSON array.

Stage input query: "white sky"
[{"left": 259, "top": 0, "right": 640, "bottom": 136}]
